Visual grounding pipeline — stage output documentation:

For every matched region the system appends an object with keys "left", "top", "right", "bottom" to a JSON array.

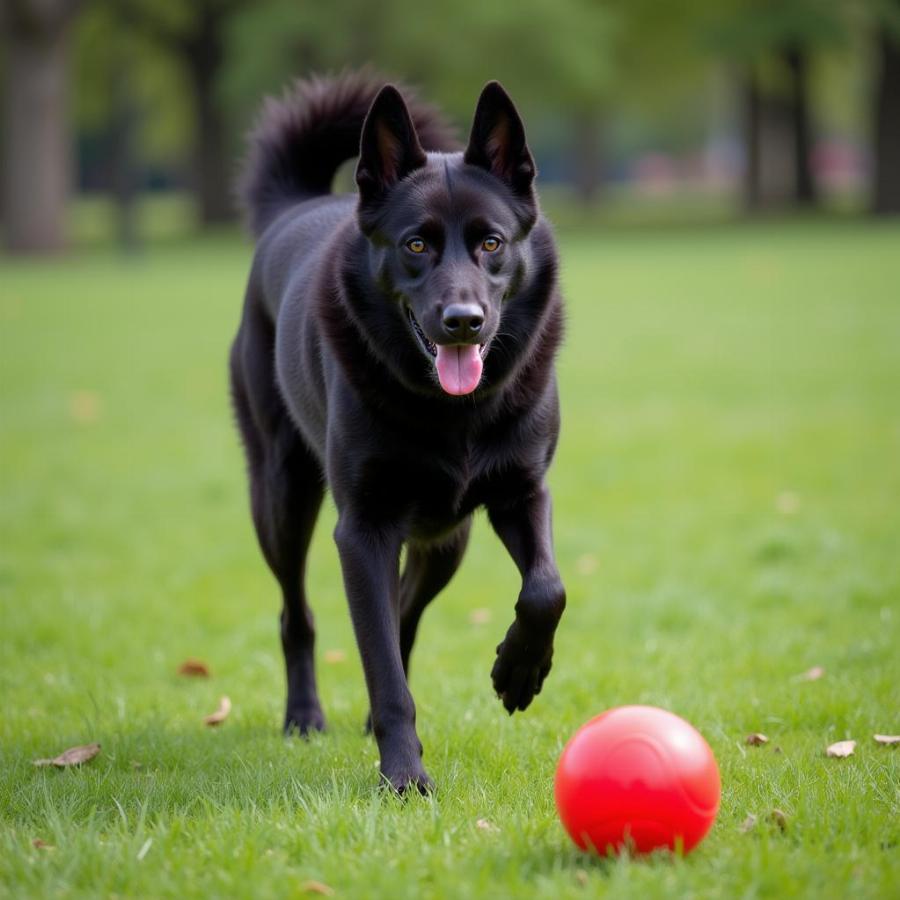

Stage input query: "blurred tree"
[
  {"left": 703, "top": 0, "right": 843, "bottom": 210},
  {"left": 75, "top": 2, "right": 191, "bottom": 187},
  {"left": 121, "top": 0, "right": 248, "bottom": 224},
  {"left": 872, "top": 0, "right": 900, "bottom": 213},
  {"left": 597, "top": 0, "right": 714, "bottom": 199},
  {"left": 1, "top": 0, "right": 83, "bottom": 252},
  {"left": 107, "top": 47, "right": 140, "bottom": 251},
  {"left": 223, "top": 0, "right": 616, "bottom": 203},
  {"left": 74, "top": 1, "right": 142, "bottom": 250}
]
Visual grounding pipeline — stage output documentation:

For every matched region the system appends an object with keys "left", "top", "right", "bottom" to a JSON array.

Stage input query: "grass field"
[{"left": 1, "top": 214, "right": 899, "bottom": 898}]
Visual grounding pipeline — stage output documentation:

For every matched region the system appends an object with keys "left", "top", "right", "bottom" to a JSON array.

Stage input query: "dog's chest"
[{"left": 403, "top": 440, "right": 513, "bottom": 537}]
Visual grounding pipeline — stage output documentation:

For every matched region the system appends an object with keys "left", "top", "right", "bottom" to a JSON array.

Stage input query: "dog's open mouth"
[
  {"left": 406, "top": 307, "right": 487, "bottom": 396},
  {"left": 407, "top": 307, "right": 437, "bottom": 358}
]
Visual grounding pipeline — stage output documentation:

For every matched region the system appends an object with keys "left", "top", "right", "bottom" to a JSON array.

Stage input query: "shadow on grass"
[{"left": 516, "top": 835, "right": 688, "bottom": 885}]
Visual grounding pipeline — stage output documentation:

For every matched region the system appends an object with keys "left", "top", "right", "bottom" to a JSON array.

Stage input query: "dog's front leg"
[
  {"left": 333, "top": 515, "right": 431, "bottom": 794},
  {"left": 488, "top": 484, "right": 566, "bottom": 714}
]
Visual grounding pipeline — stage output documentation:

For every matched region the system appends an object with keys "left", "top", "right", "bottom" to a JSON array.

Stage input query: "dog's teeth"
[{"left": 407, "top": 308, "right": 439, "bottom": 360}]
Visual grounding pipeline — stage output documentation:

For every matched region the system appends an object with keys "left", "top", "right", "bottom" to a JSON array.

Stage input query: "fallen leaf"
[
  {"left": 1, "top": 296, "right": 23, "bottom": 321},
  {"left": 69, "top": 390, "right": 102, "bottom": 424},
  {"left": 203, "top": 696, "right": 231, "bottom": 726},
  {"left": 574, "top": 868, "right": 589, "bottom": 886},
  {"left": 476, "top": 818, "right": 499, "bottom": 833},
  {"left": 874, "top": 734, "right": 899, "bottom": 745},
  {"left": 739, "top": 814, "right": 757, "bottom": 833},
  {"left": 745, "top": 733, "right": 769, "bottom": 746},
  {"left": 33, "top": 742, "right": 101, "bottom": 767},
  {"left": 776, "top": 491, "right": 800, "bottom": 515},
  {"left": 769, "top": 809, "right": 788, "bottom": 832},
  {"left": 469, "top": 608, "right": 491, "bottom": 625},
  {"left": 799, "top": 665, "right": 825, "bottom": 681},
  {"left": 31, "top": 838, "right": 54, "bottom": 850},
  {"left": 323, "top": 649, "right": 346, "bottom": 664},
  {"left": 575, "top": 553, "right": 597, "bottom": 576},
  {"left": 177, "top": 658, "right": 210, "bottom": 677},
  {"left": 299, "top": 881, "right": 334, "bottom": 896},
  {"left": 826, "top": 739, "right": 856, "bottom": 758}
]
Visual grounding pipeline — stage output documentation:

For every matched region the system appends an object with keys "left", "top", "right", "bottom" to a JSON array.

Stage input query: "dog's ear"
[
  {"left": 464, "top": 82, "right": 536, "bottom": 197},
  {"left": 356, "top": 85, "right": 427, "bottom": 207}
]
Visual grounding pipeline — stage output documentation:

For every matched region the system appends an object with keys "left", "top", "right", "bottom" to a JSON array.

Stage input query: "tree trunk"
[
  {"left": 571, "top": 112, "right": 602, "bottom": 206},
  {"left": 108, "top": 54, "right": 140, "bottom": 253},
  {"left": 873, "top": 21, "right": 900, "bottom": 214},
  {"left": 186, "top": 9, "right": 234, "bottom": 225},
  {"left": 741, "top": 65, "right": 762, "bottom": 212},
  {"left": 783, "top": 42, "right": 817, "bottom": 207},
  {"left": 2, "top": 24, "right": 73, "bottom": 252}
]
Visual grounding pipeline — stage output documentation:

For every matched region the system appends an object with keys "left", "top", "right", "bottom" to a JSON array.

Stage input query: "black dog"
[{"left": 231, "top": 72, "right": 566, "bottom": 793}]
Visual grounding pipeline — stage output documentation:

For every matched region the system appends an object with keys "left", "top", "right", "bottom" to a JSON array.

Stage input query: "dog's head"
[{"left": 355, "top": 82, "right": 538, "bottom": 397}]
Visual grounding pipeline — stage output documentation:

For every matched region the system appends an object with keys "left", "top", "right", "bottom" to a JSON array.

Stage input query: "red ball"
[{"left": 555, "top": 705, "right": 720, "bottom": 856}]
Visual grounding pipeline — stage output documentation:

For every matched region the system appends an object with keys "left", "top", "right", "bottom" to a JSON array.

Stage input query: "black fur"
[{"left": 231, "top": 72, "right": 566, "bottom": 793}]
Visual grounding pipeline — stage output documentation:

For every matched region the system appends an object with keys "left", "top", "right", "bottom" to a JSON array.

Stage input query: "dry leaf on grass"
[
  {"left": 469, "top": 608, "right": 491, "bottom": 625},
  {"left": 69, "top": 390, "right": 102, "bottom": 424},
  {"left": 776, "top": 491, "right": 800, "bottom": 515},
  {"left": 203, "top": 696, "right": 231, "bottom": 726},
  {"left": 323, "top": 649, "right": 346, "bottom": 664},
  {"left": 574, "top": 869, "right": 589, "bottom": 886},
  {"left": 32, "top": 838, "right": 54, "bottom": 850},
  {"left": 798, "top": 665, "right": 825, "bottom": 681},
  {"left": 33, "top": 742, "right": 101, "bottom": 767},
  {"left": 769, "top": 809, "right": 788, "bottom": 832},
  {"left": 739, "top": 814, "right": 757, "bottom": 833},
  {"left": 826, "top": 739, "right": 856, "bottom": 758},
  {"left": 177, "top": 658, "right": 210, "bottom": 677},
  {"left": 745, "top": 733, "right": 769, "bottom": 746},
  {"left": 299, "top": 881, "right": 334, "bottom": 896},
  {"left": 476, "top": 818, "right": 499, "bottom": 833},
  {"left": 874, "top": 734, "right": 899, "bottom": 745}
]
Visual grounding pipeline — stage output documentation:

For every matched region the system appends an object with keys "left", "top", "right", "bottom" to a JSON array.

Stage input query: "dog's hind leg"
[
  {"left": 399, "top": 519, "right": 471, "bottom": 676},
  {"left": 230, "top": 309, "right": 326, "bottom": 736}
]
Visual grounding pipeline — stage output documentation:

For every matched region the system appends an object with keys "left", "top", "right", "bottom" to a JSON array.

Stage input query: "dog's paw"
[
  {"left": 380, "top": 764, "right": 434, "bottom": 797},
  {"left": 491, "top": 620, "right": 554, "bottom": 714},
  {"left": 283, "top": 704, "right": 326, "bottom": 737}
]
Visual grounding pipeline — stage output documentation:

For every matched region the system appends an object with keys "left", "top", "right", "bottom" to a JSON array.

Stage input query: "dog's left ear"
[{"left": 464, "top": 82, "right": 536, "bottom": 198}]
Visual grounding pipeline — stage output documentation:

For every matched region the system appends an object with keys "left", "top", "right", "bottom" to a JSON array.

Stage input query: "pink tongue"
[{"left": 435, "top": 345, "right": 483, "bottom": 395}]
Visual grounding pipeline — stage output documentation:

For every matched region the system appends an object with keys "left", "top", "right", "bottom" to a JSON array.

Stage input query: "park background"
[{"left": 2, "top": 1, "right": 899, "bottom": 898}]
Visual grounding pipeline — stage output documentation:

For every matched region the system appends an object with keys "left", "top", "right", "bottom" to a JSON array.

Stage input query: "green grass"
[{"left": 1, "top": 215, "right": 899, "bottom": 898}]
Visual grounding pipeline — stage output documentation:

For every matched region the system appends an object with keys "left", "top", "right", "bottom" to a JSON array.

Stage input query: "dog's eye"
[
  {"left": 482, "top": 236, "right": 502, "bottom": 253},
  {"left": 406, "top": 237, "right": 427, "bottom": 254}
]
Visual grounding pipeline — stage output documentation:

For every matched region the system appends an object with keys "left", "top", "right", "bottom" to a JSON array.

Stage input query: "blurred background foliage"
[{"left": 1, "top": 0, "right": 899, "bottom": 252}]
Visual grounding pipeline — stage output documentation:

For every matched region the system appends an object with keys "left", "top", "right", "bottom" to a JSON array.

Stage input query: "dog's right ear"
[{"left": 356, "top": 86, "right": 427, "bottom": 211}]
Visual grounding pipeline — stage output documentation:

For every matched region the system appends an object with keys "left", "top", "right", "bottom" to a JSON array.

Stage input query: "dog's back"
[
  {"left": 239, "top": 71, "right": 458, "bottom": 239},
  {"left": 239, "top": 74, "right": 458, "bottom": 322}
]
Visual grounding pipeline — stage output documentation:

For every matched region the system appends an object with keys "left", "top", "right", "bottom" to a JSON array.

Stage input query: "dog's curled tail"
[{"left": 238, "top": 70, "right": 460, "bottom": 237}]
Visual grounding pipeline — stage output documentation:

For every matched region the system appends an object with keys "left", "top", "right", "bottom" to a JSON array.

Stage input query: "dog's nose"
[{"left": 442, "top": 303, "right": 484, "bottom": 341}]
